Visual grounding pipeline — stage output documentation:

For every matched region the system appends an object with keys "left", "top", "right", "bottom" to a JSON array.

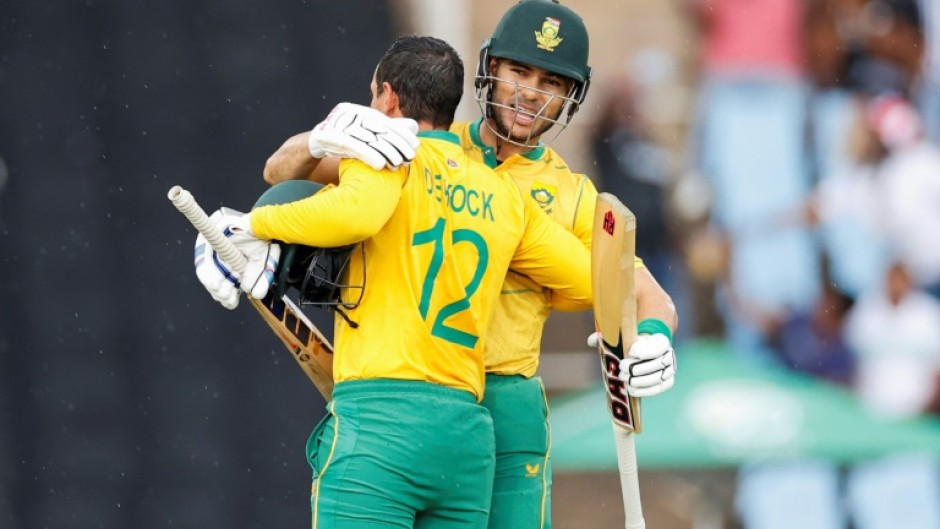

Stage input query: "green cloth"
[
  {"left": 307, "top": 380, "right": 495, "bottom": 528},
  {"left": 549, "top": 339, "right": 940, "bottom": 470},
  {"left": 482, "top": 374, "right": 552, "bottom": 529}
]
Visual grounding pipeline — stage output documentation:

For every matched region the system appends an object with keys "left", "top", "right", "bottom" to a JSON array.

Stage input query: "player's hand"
[
  {"left": 194, "top": 209, "right": 280, "bottom": 309},
  {"left": 622, "top": 333, "right": 676, "bottom": 397},
  {"left": 587, "top": 331, "right": 677, "bottom": 398},
  {"left": 194, "top": 212, "right": 241, "bottom": 310},
  {"left": 215, "top": 208, "right": 280, "bottom": 300},
  {"left": 307, "top": 102, "right": 419, "bottom": 170}
]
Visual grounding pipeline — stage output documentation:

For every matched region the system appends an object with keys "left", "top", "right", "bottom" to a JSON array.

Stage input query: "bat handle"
[
  {"left": 167, "top": 185, "right": 248, "bottom": 274},
  {"left": 614, "top": 427, "right": 646, "bottom": 529}
]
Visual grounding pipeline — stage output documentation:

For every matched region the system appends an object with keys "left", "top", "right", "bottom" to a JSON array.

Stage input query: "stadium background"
[{"left": 3, "top": 1, "right": 939, "bottom": 528}]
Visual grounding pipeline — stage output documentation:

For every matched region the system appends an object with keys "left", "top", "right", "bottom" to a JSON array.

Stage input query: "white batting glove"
[
  {"left": 587, "top": 331, "right": 677, "bottom": 398},
  {"left": 194, "top": 213, "right": 241, "bottom": 310},
  {"left": 193, "top": 208, "right": 281, "bottom": 310},
  {"left": 308, "top": 102, "right": 419, "bottom": 170}
]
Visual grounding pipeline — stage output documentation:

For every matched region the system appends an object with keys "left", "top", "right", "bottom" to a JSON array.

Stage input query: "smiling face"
[{"left": 484, "top": 58, "right": 575, "bottom": 146}]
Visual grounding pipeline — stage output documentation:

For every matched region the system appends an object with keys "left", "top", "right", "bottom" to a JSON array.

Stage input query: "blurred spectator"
[
  {"left": 804, "top": 0, "right": 893, "bottom": 183},
  {"left": 851, "top": 0, "right": 923, "bottom": 96},
  {"left": 867, "top": 94, "right": 940, "bottom": 298},
  {"left": 805, "top": 95, "right": 890, "bottom": 298},
  {"left": 803, "top": 1, "right": 924, "bottom": 298},
  {"left": 685, "top": 0, "right": 820, "bottom": 360},
  {"left": 802, "top": 0, "right": 919, "bottom": 94},
  {"left": 590, "top": 76, "right": 678, "bottom": 300},
  {"left": 734, "top": 275, "right": 855, "bottom": 529},
  {"left": 766, "top": 278, "right": 856, "bottom": 386},
  {"left": 842, "top": 260, "right": 940, "bottom": 529},
  {"left": 917, "top": 0, "right": 940, "bottom": 140},
  {"left": 844, "top": 260, "right": 940, "bottom": 419}
]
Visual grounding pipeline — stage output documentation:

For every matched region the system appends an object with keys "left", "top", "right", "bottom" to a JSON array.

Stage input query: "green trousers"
[
  {"left": 482, "top": 374, "right": 552, "bottom": 529},
  {"left": 307, "top": 379, "right": 495, "bottom": 529}
]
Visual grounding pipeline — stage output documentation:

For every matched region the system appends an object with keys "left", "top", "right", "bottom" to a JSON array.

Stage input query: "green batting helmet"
[
  {"left": 254, "top": 179, "right": 326, "bottom": 209},
  {"left": 253, "top": 181, "right": 362, "bottom": 314},
  {"left": 486, "top": 0, "right": 591, "bottom": 83},
  {"left": 474, "top": 0, "right": 592, "bottom": 145}
]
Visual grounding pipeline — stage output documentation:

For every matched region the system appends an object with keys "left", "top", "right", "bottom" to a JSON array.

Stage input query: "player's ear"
[
  {"left": 380, "top": 81, "right": 401, "bottom": 117},
  {"left": 488, "top": 57, "right": 500, "bottom": 76}
]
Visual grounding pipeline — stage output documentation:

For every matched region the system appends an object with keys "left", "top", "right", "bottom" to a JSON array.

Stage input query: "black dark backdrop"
[{"left": 0, "top": 2, "right": 395, "bottom": 527}]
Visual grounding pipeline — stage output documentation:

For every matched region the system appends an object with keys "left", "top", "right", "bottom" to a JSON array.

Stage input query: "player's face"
[{"left": 488, "top": 59, "right": 574, "bottom": 145}]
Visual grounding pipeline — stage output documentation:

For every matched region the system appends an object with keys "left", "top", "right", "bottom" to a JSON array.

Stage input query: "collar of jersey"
[
  {"left": 470, "top": 118, "right": 545, "bottom": 168},
  {"left": 417, "top": 129, "right": 460, "bottom": 146}
]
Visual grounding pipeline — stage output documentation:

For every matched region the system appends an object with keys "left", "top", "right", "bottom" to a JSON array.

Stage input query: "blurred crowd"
[{"left": 587, "top": 0, "right": 940, "bottom": 527}]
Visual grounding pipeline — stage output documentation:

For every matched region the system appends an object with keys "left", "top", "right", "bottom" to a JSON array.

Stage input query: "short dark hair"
[{"left": 375, "top": 35, "right": 463, "bottom": 128}]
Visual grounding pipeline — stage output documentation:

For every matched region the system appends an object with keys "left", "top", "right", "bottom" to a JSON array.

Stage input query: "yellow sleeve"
[
  {"left": 509, "top": 194, "right": 592, "bottom": 308},
  {"left": 250, "top": 160, "right": 404, "bottom": 247},
  {"left": 570, "top": 175, "right": 598, "bottom": 249}
]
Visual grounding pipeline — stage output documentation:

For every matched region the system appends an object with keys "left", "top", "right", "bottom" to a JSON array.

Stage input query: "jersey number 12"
[{"left": 412, "top": 217, "right": 489, "bottom": 348}]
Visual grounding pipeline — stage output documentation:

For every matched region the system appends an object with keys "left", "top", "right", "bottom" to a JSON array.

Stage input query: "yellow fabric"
[
  {"left": 450, "top": 120, "right": 643, "bottom": 376},
  {"left": 250, "top": 131, "right": 591, "bottom": 399}
]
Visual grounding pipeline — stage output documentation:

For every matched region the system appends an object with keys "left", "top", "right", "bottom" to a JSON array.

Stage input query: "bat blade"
[
  {"left": 168, "top": 185, "right": 335, "bottom": 399},
  {"left": 591, "top": 193, "right": 641, "bottom": 433},
  {"left": 592, "top": 192, "right": 645, "bottom": 529},
  {"left": 248, "top": 294, "right": 334, "bottom": 400}
]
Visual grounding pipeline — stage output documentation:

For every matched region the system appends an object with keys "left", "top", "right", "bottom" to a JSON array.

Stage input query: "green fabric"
[
  {"left": 637, "top": 318, "right": 673, "bottom": 344},
  {"left": 549, "top": 339, "right": 940, "bottom": 470},
  {"left": 482, "top": 374, "right": 552, "bottom": 529},
  {"left": 307, "top": 380, "right": 495, "bottom": 528},
  {"left": 418, "top": 129, "right": 461, "bottom": 146}
]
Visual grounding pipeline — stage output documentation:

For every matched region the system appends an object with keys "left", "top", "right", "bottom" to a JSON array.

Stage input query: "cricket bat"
[
  {"left": 167, "top": 185, "right": 335, "bottom": 399},
  {"left": 591, "top": 192, "right": 644, "bottom": 529}
]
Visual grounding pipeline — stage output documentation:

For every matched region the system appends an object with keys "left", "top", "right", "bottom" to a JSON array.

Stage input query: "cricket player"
[
  {"left": 261, "top": 2, "right": 679, "bottom": 528},
  {"left": 195, "top": 35, "right": 597, "bottom": 529}
]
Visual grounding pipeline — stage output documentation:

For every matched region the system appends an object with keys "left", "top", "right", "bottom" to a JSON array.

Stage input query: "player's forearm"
[
  {"left": 263, "top": 132, "right": 320, "bottom": 184},
  {"left": 635, "top": 267, "right": 678, "bottom": 333}
]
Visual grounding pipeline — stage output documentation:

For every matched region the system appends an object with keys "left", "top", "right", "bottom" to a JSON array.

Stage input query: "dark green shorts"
[
  {"left": 481, "top": 374, "right": 552, "bottom": 529},
  {"left": 307, "top": 379, "right": 495, "bottom": 529}
]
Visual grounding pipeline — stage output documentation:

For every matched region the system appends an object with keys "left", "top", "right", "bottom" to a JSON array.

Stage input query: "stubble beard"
[{"left": 490, "top": 103, "right": 556, "bottom": 147}]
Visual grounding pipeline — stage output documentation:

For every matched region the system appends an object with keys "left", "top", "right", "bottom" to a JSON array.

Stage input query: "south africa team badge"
[
  {"left": 530, "top": 182, "right": 557, "bottom": 214},
  {"left": 535, "top": 17, "right": 563, "bottom": 51}
]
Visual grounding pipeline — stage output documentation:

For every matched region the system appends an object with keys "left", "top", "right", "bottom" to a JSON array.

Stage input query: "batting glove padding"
[
  {"left": 308, "top": 102, "right": 419, "bottom": 170},
  {"left": 193, "top": 208, "right": 281, "bottom": 310},
  {"left": 194, "top": 213, "right": 241, "bottom": 310},
  {"left": 588, "top": 331, "right": 677, "bottom": 398}
]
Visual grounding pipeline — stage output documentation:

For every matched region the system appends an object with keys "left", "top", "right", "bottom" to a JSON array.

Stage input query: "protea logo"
[
  {"left": 535, "top": 17, "right": 563, "bottom": 51},
  {"left": 530, "top": 182, "right": 556, "bottom": 213}
]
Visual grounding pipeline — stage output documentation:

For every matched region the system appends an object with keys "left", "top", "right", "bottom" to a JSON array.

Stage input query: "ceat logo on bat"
[{"left": 603, "top": 210, "right": 616, "bottom": 235}]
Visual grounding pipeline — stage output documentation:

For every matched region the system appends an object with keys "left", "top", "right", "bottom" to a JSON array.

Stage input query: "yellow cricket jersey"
[
  {"left": 250, "top": 130, "right": 591, "bottom": 400},
  {"left": 450, "top": 119, "right": 643, "bottom": 377}
]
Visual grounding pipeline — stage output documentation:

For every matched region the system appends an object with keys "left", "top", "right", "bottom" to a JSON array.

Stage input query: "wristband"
[{"left": 637, "top": 318, "right": 673, "bottom": 344}]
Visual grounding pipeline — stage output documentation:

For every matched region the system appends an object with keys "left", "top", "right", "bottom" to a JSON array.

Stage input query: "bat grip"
[
  {"left": 167, "top": 185, "right": 249, "bottom": 274},
  {"left": 614, "top": 427, "right": 646, "bottom": 529}
]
